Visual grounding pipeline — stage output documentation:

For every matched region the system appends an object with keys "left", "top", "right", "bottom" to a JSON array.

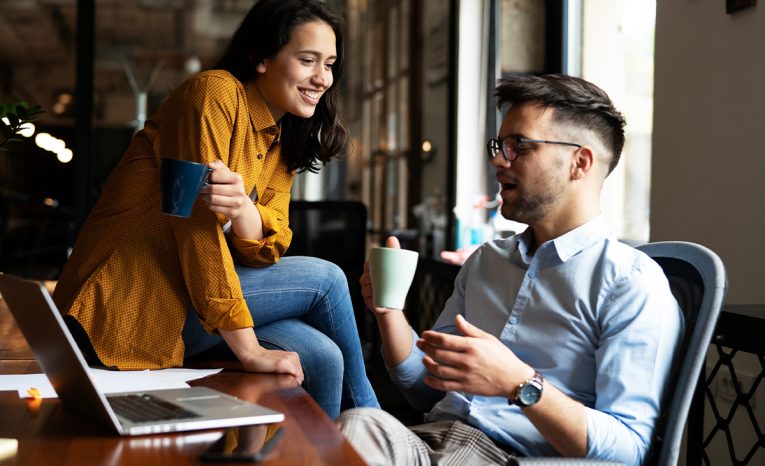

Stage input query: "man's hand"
[
  {"left": 359, "top": 236, "right": 415, "bottom": 367},
  {"left": 359, "top": 235, "right": 402, "bottom": 316},
  {"left": 417, "top": 314, "right": 533, "bottom": 397}
]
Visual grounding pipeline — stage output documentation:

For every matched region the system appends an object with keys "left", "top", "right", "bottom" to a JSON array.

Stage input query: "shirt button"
[
  {"left": 257, "top": 154, "right": 263, "bottom": 160},
  {"left": 527, "top": 271, "right": 536, "bottom": 278}
]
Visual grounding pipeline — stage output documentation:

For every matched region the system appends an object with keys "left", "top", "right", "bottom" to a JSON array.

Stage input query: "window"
[
  {"left": 487, "top": 0, "right": 656, "bottom": 243},
  {"left": 581, "top": 0, "right": 655, "bottom": 242}
]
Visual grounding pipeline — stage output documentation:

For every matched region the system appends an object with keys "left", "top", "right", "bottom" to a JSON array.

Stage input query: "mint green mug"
[{"left": 369, "top": 247, "right": 419, "bottom": 309}]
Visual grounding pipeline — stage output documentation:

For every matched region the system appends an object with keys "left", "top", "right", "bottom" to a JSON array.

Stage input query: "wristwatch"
[{"left": 509, "top": 371, "right": 544, "bottom": 407}]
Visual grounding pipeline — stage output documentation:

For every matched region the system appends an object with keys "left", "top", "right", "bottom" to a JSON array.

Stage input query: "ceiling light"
[
  {"left": 35, "top": 132, "right": 53, "bottom": 149},
  {"left": 57, "top": 148, "right": 73, "bottom": 163},
  {"left": 184, "top": 55, "right": 202, "bottom": 75},
  {"left": 18, "top": 122, "right": 36, "bottom": 138}
]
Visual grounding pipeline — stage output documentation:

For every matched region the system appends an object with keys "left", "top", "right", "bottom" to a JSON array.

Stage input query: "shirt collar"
[
  {"left": 243, "top": 81, "right": 280, "bottom": 137},
  {"left": 517, "top": 214, "right": 611, "bottom": 263}
]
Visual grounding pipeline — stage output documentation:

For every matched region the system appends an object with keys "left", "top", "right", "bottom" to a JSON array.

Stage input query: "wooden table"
[{"left": 0, "top": 295, "right": 366, "bottom": 466}]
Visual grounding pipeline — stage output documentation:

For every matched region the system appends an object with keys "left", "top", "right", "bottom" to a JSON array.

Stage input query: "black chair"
[
  {"left": 396, "top": 241, "right": 728, "bottom": 465},
  {"left": 285, "top": 200, "right": 374, "bottom": 349},
  {"left": 405, "top": 257, "right": 461, "bottom": 333}
]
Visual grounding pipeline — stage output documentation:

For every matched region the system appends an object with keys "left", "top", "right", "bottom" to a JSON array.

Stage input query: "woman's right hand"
[
  {"left": 241, "top": 347, "right": 304, "bottom": 383},
  {"left": 220, "top": 327, "right": 304, "bottom": 383}
]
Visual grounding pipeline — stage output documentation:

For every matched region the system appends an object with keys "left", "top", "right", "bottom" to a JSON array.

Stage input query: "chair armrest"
[{"left": 508, "top": 458, "right": 626, "bottom": 466}]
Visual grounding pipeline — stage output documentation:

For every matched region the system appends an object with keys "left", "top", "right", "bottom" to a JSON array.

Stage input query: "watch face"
[{"left": 519, "top": 384, "right": 542, "bottom": 406}]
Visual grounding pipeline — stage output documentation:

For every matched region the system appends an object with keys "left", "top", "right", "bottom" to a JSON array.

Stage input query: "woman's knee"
[
  {"left": 292, "top": 258, "right": 350, "bottom": 311},
  {"left": 305, "top": 257, "right": 348, "bottom": 292},
  {"left": 235, "top": 256, "right": 344, "bottom": 290}
]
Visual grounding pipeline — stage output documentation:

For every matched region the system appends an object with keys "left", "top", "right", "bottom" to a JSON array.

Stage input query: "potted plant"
[{"left": 0, "top": 102, "right": 43, "bottom": 150}]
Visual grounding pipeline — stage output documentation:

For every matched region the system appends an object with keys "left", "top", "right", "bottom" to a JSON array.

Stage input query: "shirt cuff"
[
  {"left": 200, "top": 297, "right": 254, "bottom": 333},
  {"left": 256, "top": 203, "right": 281, "bottom": 236},
  {"left": 386, "top": 328, "right": 426, "bottom": 389},
  {"left": 228, "top": 204, "right": 282, "bottom": 266}
]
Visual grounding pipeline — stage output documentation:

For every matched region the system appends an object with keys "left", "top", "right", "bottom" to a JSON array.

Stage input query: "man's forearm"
[
  {"left": 522, "top": 382, "right": 588, "bottom": 457},
  {"left": 375, "top": 311, "right": 414, "bottom": 367}
]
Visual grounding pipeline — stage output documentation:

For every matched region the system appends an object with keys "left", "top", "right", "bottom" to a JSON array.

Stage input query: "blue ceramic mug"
[{"left": 160, "top": 158, "right": 213, "bottom": 218}]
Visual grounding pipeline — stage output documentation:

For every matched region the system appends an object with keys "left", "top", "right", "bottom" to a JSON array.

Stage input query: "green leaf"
[
  {"left": 0, "top": 102, "right": 44, "bottom": 142},
  {"left": 16, "top": 105, "right": 28, "bottom": 120},
  {"left": 28, "top": 104, "right": 43, "bottom": 116}
]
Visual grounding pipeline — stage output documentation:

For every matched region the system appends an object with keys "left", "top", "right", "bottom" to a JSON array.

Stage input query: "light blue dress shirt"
[{"left": 388, "top": 215, "right": 683, "bottom": 465}]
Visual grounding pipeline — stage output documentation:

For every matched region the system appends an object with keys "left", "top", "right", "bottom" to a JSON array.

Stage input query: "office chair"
[{"left": 510, "top": 241, "right": 727, "bottom": 466}]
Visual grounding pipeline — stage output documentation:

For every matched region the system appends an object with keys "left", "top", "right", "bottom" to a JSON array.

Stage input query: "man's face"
[{"left": 491, "top": 103, "right": 574, "bottom": 225}]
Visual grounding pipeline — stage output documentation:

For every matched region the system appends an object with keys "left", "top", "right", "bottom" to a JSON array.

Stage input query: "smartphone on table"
[{"left": 200, "top": 423, "right": 284, "bottom": 463}]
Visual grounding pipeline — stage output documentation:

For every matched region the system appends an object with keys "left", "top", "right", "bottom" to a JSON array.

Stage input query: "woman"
[{"left": 53, "top": 0, "right": 379, "bottom": 419}]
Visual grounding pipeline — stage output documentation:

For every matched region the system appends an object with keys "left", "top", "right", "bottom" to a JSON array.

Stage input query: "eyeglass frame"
[{"left": 486, "top": 135, "right": 582, "bottom": 162}]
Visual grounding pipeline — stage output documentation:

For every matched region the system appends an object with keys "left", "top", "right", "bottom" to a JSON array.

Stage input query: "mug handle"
[{"left": 202, "top": 167, "right": 214, "bottom": 186}]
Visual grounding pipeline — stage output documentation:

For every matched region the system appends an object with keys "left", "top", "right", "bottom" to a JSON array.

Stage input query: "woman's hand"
[
  {"left": 200, "top": 159, "right": 264, "bottom": 239},
  {"left": 241, "top": 347, "right": 304, "bottom": 384},
  {"left": 199, "top": 159, "right": 254, "bottom": 221},
  {"left": 220, "top": 327, "right": 303, "bottom": 383}
]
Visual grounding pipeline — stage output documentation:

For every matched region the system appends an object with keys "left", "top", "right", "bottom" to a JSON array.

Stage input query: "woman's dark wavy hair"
[
  {"left": 215, "top": 0, "right": 348, "bottom": 173},
  {"left": 495, "top": 74, "right": 626, "bottom": 174}
]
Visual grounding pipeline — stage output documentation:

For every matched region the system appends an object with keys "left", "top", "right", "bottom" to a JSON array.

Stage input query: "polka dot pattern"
[{"left": 53, "top": 70, "right": 294, "bottom": 369}]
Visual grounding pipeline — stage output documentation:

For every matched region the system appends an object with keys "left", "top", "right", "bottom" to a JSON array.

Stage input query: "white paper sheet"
[{"left": 0, "top": 367, "right": 222, "bottom": 398}]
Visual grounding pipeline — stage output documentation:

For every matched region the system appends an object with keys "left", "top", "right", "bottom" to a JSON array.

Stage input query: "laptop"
[{"left": 0, "top": 273, "right": 284, "bottom": 435}]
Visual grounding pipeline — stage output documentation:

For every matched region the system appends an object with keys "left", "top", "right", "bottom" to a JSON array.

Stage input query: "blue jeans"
[{"left": 182, "top": 256, "right": 379, "bottom": 419}]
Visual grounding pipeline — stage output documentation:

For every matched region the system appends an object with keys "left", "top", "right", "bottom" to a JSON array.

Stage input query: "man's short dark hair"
[{"left": 495, "top": 74, "right": 626, "bottom": 174}]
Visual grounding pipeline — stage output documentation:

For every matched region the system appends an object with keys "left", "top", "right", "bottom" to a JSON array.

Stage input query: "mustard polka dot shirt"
[{"left": 53, "top": 70, "right": 295, "bottom": 369}]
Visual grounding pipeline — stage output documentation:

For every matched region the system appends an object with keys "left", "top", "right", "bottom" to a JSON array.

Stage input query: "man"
[{"left": 338, "top": 74, "right": 683, "bottom": 465}]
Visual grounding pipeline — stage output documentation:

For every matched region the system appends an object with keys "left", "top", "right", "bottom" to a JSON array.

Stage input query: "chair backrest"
[
  {"left": 285, "top": 200, "right": 369, "bottom": 339},
  {"left": 405, "top": 258, "right": 462, "bottom": 333},
  {"left": 636, "top": 241, "right": 727, "bottom": 466}
]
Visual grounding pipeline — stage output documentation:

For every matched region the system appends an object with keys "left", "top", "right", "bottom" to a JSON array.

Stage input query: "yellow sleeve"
[
  {"left": 229, "top": 183, "right": 294, "bottom": 267},
  {"left": 153, "top": 73, "right": 253, "bottom": 333}
]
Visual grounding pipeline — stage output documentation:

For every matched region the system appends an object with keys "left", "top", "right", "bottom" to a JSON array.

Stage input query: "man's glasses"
[{"left": 486, "top": 135, "right": 582, "bottom": 162}]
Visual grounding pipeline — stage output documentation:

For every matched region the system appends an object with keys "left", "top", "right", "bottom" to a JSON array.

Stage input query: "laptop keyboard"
[{"left": 108, "top": 394, "right": 201, "bottom": 423}]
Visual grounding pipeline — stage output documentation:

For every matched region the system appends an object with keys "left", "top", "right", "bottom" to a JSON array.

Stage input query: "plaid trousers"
[{"left": 337, "top": 407, "right": 514, "bottom": 466}]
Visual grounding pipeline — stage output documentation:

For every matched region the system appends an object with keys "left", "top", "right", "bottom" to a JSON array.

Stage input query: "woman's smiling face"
[{"left": 254, "top": 20, "right": 337, "bottom": 121}]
